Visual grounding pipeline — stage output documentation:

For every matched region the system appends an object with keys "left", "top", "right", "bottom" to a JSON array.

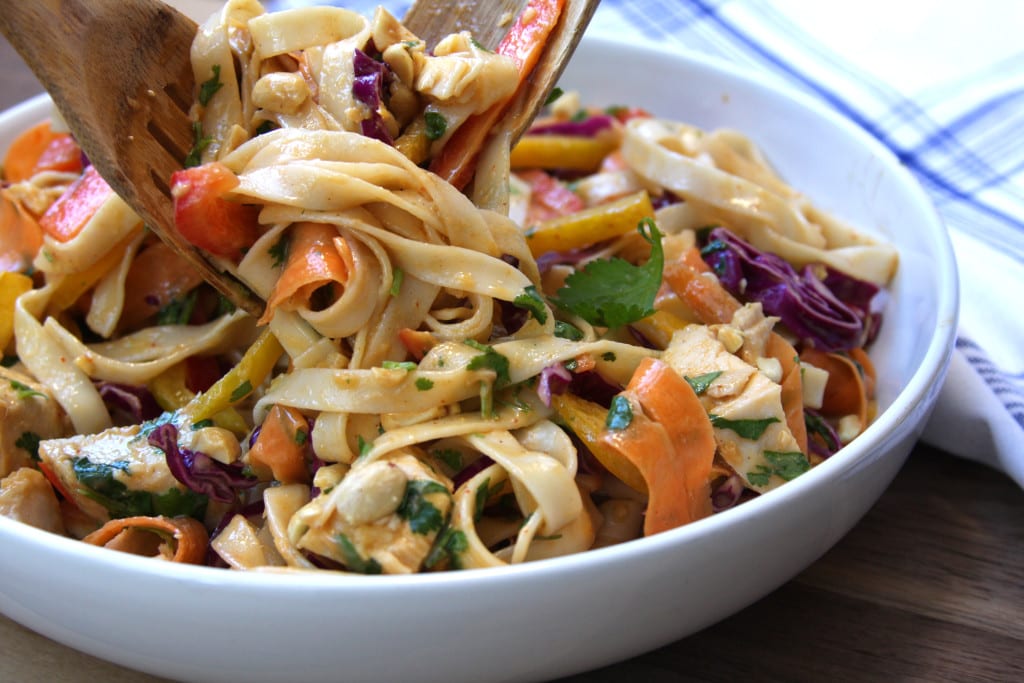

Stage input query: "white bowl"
[{"left": 0, "top": 36, "right": 957, "bottom": 683}]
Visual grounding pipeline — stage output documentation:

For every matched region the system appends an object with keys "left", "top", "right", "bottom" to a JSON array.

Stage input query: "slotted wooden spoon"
[{"left": 0, "top": 0, "right": 598, "bottom": 315}]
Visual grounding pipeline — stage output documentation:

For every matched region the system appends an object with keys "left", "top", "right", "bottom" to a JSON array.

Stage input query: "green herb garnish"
[
  {"left": 229, "top": 380, "right": 253, "bottom": 403},
  {"left": 544, "top": 87, "right": 564, "bottom": 106},
  {"left": 513, "top": 285, "right": 549, "bottom": 324},
  {"left": 709, "top": 414, "right": 779, "bottom": 440},
  {"left": 15, "top": 431, "right": 41, "bottom": 461},
  {"left": 198, "top": 64, "right": 223, "bottom": 106},
  {"left": 10, "top": 380, "right": 45, "bottom": 400},
  {"left": 424, "top": 111, "right": 447, "bottom": 141},
  {"left": 390, "top": 267, "right": 405, "bottom": 296},
  {"left": 550, "top": 219, "right": 663, "bottom": 328},
  {"left": 685, "top": 370, "right": 723, "bottom": 395},
  {"left": 156, "top": 289, "right": 198, "bottom": 326},
  {"left": 397, "top": 480, "right": 449, "bottom": 535},
  {"left": 335, "top": 534, "right": 382, "bottom": 574},
  {"left": 268, "top": 233, "right": 290, "bottom": 268}
]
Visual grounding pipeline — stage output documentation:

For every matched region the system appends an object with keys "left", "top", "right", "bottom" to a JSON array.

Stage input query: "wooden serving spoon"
[{"left": 0, "top": 0, "right": 598, "bottom": 316}]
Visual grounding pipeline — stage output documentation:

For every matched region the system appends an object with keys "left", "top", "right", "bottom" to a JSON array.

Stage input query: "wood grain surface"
[{"left": 2, "top": 17, "right": 1022, "bottom": 683}]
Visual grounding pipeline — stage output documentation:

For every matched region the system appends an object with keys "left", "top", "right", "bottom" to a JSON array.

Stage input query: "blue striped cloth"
[{"left": 266, "top": 0, "right": 1024, "bottom": 486}]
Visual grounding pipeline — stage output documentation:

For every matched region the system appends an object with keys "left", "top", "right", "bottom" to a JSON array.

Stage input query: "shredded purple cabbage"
[
  {"left": 701, "top": 227, "right": 881, "bottom": 351},
  {"left": 148, "top": 422, "right": 258, "bottom": 503},
  {"left": 97, "top": 382, "right": 162, "bottom": 422},
  {"left": 452, "top": 455, "right": 495, "bottom": 489},
  {"left": 805, "top": 408, "right": 842, "bottom": 459},
  {"left": 529, "top": 114, "right": 615, "bottom": 138},
  {"left": 537, "top": 363, "right": 572, "bottom": 407},
  {"left": 711, "top": 474, "right": 745, "bottom": 513},
  {"left": 568, "top": 370, "right": 621, "bottom": 409},
  {"left": 352, "top": 49, "right": 393, "bottom": 145}
]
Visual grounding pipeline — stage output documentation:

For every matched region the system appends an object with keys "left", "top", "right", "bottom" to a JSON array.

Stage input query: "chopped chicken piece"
[
  {"left": 290, "top": 450, "right": 452, "bottom": 574},
  {"left": 663, "top": 324, "right": 807, "bottom": 493},
  {"left": 0, "top": 467, "right": 66, "bottom": 534},
  {"left": 0, "top": 367, "right": 69, "bottom": 478}
]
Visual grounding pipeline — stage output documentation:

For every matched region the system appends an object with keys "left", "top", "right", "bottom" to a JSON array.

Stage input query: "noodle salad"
[{"left": 0, "top": 1, "right": 897, "bottom": 573}]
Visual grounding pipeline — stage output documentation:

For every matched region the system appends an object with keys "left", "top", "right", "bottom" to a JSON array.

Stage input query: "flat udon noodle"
[
  {"left": 228, "top": 128, "right": 537, "bottom": 343},
  {"left": 254, "top": 336, "right": 657, "bottom": 429},
  {"left": 15, "top": 286, "right": 111, "bottom": 433},
  {"left": 621, "top": 117, "right": 898, "bottom": 285},
  {"left": 42, "top": 311, "right": 253, "bottom": 385}
]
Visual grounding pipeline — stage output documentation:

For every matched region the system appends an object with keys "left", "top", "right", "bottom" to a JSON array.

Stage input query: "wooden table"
[{"left": 2, "top": 25, "right": 1022, "bottom": 683}]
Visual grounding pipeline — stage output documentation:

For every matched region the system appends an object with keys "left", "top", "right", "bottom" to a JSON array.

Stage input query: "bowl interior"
[{"left": 0, "top": 34, "right": 957, "bottom": 683}]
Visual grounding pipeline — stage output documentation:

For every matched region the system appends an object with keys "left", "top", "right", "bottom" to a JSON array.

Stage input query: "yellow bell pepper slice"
[
  {"left": 552, "top": 392, "right": 647, "bottom": 494},
  {"left": 149, "top": 361, "right": 250, "bottom": 434},
  {"left": 186, "top": 329, "right": 284, "bottom": 423},
  {"left": 525, "top": 190, "right": 654, "bottom": 256},
  {"left": 510, "top": 134, "right": 618, "bottom": 172},
  {"left": 629, "top": 310, "right": 691, "bottom": 350},
  {"left": 0, "top": 271, "right": 33, "bottom": 350}
]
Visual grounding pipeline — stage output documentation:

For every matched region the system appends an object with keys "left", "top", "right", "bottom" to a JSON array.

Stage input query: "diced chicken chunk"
[
  {"left": 38, "top": 415, "right": 192, "bottom": 524},
  {"left": 0, "top": 467, "right": 66, "bottom": 534},
  {"left": 663, "top": 324, "right": 806, "bottom": 493},
  {"left": 0, "top": 368, "right": 69, "bottom": 478},
  {"left": 290, "top": 450, "right": 452, "bottom": 574}
]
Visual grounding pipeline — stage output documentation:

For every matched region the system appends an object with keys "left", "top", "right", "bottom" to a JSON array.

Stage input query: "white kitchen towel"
[{"left": 266, "top": 0, "right": 1024, "bottom": 487}]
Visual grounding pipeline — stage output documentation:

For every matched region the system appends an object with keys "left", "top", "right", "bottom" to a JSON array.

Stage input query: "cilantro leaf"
[
  {"left": 685, "top": 370, "right": 723, "bottom": 395},
  {"left": 764, "top": 450, "right": 811, "bottom": 481},
  {"left": 424, "top": 111, "right": 447, "bottom": 141},
  {"left": 424, "top": 526, "right": 468, "bottom": 570},
  {"left": 335, "top": 534, "right": 382, "bottom": 574},
  {"left": 268, "top": 233, "right": 290, "bottom": 268},
  {"left": 15, "top": 431, "right": 41, "bottom": 461},
  {"left": 397, "top": 480, "right": 449, "bottom": 535},
  {"left": 465, "top": 340, "right": 511, "bottom": 387},
  {"left": 382, "top": 360, "right": 417, "bottom": 371},
  {"left": 390, "top": 267, "right": 404, "bottom": 296},
  {"left": 229, "top": 380, "right": 253, "bottom": 403},
  {"left": 513, "top": 285, "right": 549, "bottom": 324},
  {"left": 157, "top": 289, "right": 198, "bottom": 326},
  {"left": 431, "top": 448, "right": 463, "bottom": 472},
  {"left": 550, "top": 219, "right": 663, "bottom": 328},
  {"left": 183, "top": 121, "right": 212, "bottom": 168},
  {"left": 544, "top": 87, "right": 564, "bottom": 106},
  {"left": 10, "top": 380, "right": 45, "bottom": 400},
  {"left": 553, "top": 320, "right": 583, "bottom": 341},
  {"left": 709, "top": 414, "right": 779, "bottom": 440},
  {"left": 72, "top": 457, "right": 206, "bottom": 519},
  {"left": 198, "top": 64, "right": 223, "bottom": 106}
]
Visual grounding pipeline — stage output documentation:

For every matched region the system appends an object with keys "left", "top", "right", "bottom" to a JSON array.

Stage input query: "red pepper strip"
[{"left": 38, "top": 165, "right": 113, "bottom": 242}]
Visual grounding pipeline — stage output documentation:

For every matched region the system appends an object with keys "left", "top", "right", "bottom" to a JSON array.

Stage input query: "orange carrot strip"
[
  {"left": 82, "top": 515, "right": 209, "bottom": 564},
  {"left": 261, "top": 223, "right": 352, "bottom": 324},
  {"left": 663, "top": 254, "right": 742, "bottom": 325},
  {"left": 800, "top": 348, "right": 868, "bottom": 428},
  {"left": 766, "top": 333, "right": 809, "bottom": 455},
  {"left": 0, "top": 190, "right": 44, "bottom": 272},
  {"left": 32, "top": 134, "right": 84, "bottom": 176},
  {"left": 247, "top": 404, "right": 311, "bottom": 484},
  {"left": 599, "top": 358, "right": 716, "bottom": 536},
  {"left": 429, "top": 0, "right": 565, "bottom": 188},
  {"left": 38, "top": 165, "right": 113, "bottom": 243},
  {"left": 621, "top": 357, "right": 716, "bottom": 527},
  {"left": 2, "top": 121, "right": 62, "bottom": 182},
  {"left": 119, "top": 240, "right": 206, "bottom": 330}
]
